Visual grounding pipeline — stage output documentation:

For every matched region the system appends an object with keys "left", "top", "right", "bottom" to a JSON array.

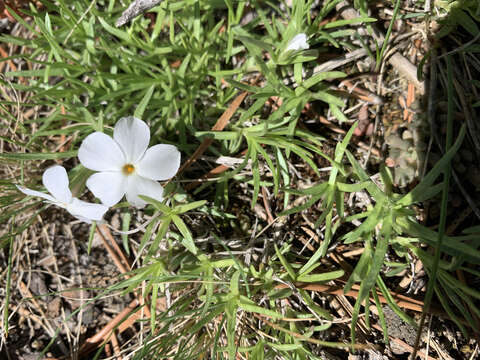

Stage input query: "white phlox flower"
[
  {"left": 17, "top": 165, "right": 109, "bottom": 223},
  {"left": 78, "top": 116, "right": 181, "bottom": 208},
  {"left": 286, "top": 33, "right": 309, "bottom": 51}
]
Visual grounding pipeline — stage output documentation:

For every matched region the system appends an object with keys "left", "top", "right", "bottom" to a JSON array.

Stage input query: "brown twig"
[
  {"left": 184, "top": 148, "right": 249, "bottom": 191},
  {"left": 176, "top": 91, "right": 248, "bottom": 178},
  {"left": 261, "top": 187, "right": 274, "bottom": 224},
  {"left": 98, "top": 224, "right": 132, "bottom": 271},
  {"left": 110, "top": 330, "right": 122, "bottom": 360},
  {"left": 0, "top": 45, "right": 17, "bottom": 73},
  {"left": 78, "top": 299, "right": 141, "bottom": 357},
  {"left": 337, "top": 80, "right": 384, "bottom": 105},
  {"left": 275, "top": 281, "right": 428, "bottom": 314},
  {"left": 95, "top": 226, "right": 129, "bottom": 274}
]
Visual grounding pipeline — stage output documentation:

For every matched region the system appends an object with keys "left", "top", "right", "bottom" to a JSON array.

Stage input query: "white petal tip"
[
  {"left": 16, "top": 185, "right": 56, "bottom": 202},
  {"left": 67, "top": 198, "right": 110, "bottom": 223},
  {"left": 286, "top": 33, "right": 309, "bottom": 51}
]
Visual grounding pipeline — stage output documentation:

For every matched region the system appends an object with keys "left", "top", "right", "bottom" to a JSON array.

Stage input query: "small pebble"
[
  {"left": 31, "top": 340, "right": 43, "bottom": 350},
  {"left": 402, "top": 130, "right": 413, "bottom": 140}
]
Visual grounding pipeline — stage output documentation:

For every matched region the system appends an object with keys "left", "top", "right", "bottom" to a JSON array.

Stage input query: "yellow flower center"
[{"left": 122, "top": 164, "right": 135, "bottom": 175}]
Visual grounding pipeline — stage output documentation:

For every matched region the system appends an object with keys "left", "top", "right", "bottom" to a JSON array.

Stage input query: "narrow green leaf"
[
  {"left": 121, "top": 212, "right": 131, "bottom": 255},
  {"left": 98, "top": 16, "right": 132, "bottom": 42},
  {"left": 171, "top": 215, "right": 197, "bottom": 255},
  {"left": 298, "top": 289, "right": 332, "bottom": 320},
  {"left": 323, "top": 17, "right": 377, "bottom": 29},
  {"left": 297, "top": 269, "right": 344, "bottom": 283},
  {"left": 134, "top": 85, "right": 155, "bottom": 119},
  {"left": 175, "top": 200, "right": 207, "bottom": 214},
  {"left": 0, "top": 150, "right": 77, "bottom": 161},
  {"left": 351, "top": 210, "right": 392, "bottom": 345},
  {"left": 238, "top": 301, "right": 283, "bottom": 319},
  {"left": 398, "top": 124, "right": 466, "bottom": 206},
  {"left": 274, "top": 244, "right": 296, "bottom": 281},
  {"left": 303, "top": 71, "right": 346, "bottom": 89},
  {"left": 87, "top": 222, "right": 96, "bottom": 255}
]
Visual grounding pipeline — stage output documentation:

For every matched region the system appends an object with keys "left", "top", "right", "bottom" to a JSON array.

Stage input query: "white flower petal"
[
  {"left": 78, "top": 132, "right": 126, "bottom": 172},
  {"left": 137, "top": 144, "right": 181, "bottom": 181},
  {"left": 114, "top": 117, "right": 150, "bottom": 163},
  {"left": 125, "top": 175, "right": 164, "bottom": 208},
  {"left": 42, "top": 165, "right": 72, "bottom": 203},
  {"left": 67, "top": 198, "right": 109, "bottom": 223},
  {"left": 16, "top": 185, "right": 56, "bottom": 203},
  {"left": 286, "top": 33, "right": 309, "bottom": 51},
  {"left": 86, "top": 171, "right": 127, "bottom": 207}
]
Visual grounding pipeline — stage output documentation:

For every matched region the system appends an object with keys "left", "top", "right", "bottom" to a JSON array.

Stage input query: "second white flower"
[
  {"left": 78, "top": 116, "right": 181, "bottom": 208},
  {"left": 286, "top": 33, "right": 309, "bottom": 51}
]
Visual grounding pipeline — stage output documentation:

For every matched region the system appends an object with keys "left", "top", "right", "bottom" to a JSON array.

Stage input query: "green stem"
[{"left": 376, "top": 0, "right": 402, "bottom": 72}]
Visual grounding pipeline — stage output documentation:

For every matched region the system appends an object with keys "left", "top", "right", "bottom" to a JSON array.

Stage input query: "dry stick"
[
  {"left": 64, "top": 0, "right": 96, "bottom": 44},
  {"left": 0, "top": 45, "right": 17, "bottom": 72},
  {"left": 299, "top": 227, "right": 317, "bottom": 252},
  {"left": 95, "top": 226, "right": 128, "bottom": 274},
  {"left": 79, "top": 299, "right": 141, "bottom": 356},
  {"left": 312, "top": 48, "right": 371, "bottom": 74},
  {"left": 13, "top": 305, "right": 60, "bottom": 347},
  {"left": 110, "top": 330, "right": 122, "bottom": 360},
  {"left": 116, "top": 0, "right": 163, "bottom": 27},
  {"left": 98, "top": 224, "right": 132, "bottom": 272},
  {"left": 336, "top": 80, "right": 384, "bottom": 105}
]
